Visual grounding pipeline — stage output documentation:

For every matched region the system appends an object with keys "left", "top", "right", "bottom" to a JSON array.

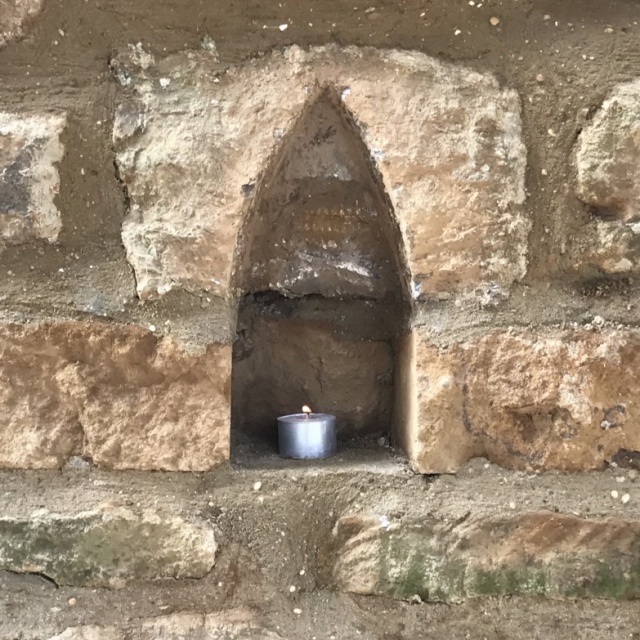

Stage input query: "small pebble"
[
  {"left": 611, "top": 490, "right": 619, "bottom": 499},
  {"left": 279, "top": 23, "right": 288, "bottom": 31},
  {"left": 622, "top": 493, "right": 631, "bottom": 504},
  {"left": 509, "top": 501, "right": 516, "bottom": 510},
  {"left": 253, "top": 481, "right": 262, "bottom": 491},
  {"left": 289, "top": 585, "right": 296, "bottom": 593},
  {"left": 617, "top": 476, "right": 626, "bottom": 484},
  {"left": 628, "top": 470, "right": 638, "bottom": 480},
  {"left": 257, "top": 496, "right": 265, "bottom": 504},
  {"left": 489, "top": 16, "right": 500, "bottom": 26},
  {"left": 299, "top": 569, "right": 306, "bottom": 576},
  {"left": 536, "top": 73, "right": 545, "bottom": 83},
  {"left": 68, "top": 597, "right": 77, "bottom": 606},
  {"left": 293, "top": 608, "right": 302, "bottom": 615},
  {"left": 148, "top": 324, "right": 156, "bottom": 332}
]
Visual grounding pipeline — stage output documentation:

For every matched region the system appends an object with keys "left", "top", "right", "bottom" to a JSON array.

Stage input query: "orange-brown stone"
[{"left": 0, "top": 321, "right": 230, "bottom": 470}]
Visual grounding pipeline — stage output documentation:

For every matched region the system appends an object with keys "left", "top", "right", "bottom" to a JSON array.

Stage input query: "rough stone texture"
[
  {"left": 573, "top": 79, "right": 640, "bottom": 276},
  {"left": 0, "top": 0, "right": 44, "bottom": 48},
  {"left": 233, "top": 308, "right": 395, "bottom": 439},
  {"left": 237, "top": 88, "right": 409, "bottom": 302},
  {"left": 49, "top": 629, "right": 122, "bottom": 640},
  {"left": 577, "top": 79, "right": 640, "bottom": 223},
  {"left": 48, "top": 611, "right": 282, "bottom": 639},
  {"left": 113, "top": 44, "right": 527, "bottom": 301},
  {"left": 0, "top": 111, "right": 66, "bottom": 248},
  {"left": 334, "top": 512, "right": 640, "bottom": 602},
  {"left": 404, "top": 327, "right": 640, "bottom": 473},
  {"left": 0, "top": 505, "right": 216, "bottom": 588},
  {"left": 0, "top": 321, "right": 230, "bottom": 470}
]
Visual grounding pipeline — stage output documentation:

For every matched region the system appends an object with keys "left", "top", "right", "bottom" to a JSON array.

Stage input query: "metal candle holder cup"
[{"left": 277, "top": 412, "right": 337, "bottom": 459}]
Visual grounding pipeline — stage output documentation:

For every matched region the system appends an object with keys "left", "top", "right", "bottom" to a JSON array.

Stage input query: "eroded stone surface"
[
  {"left": 49, "top": 628, "right": 121, "bottom": 640},
  {"left": 574, "top": 79, "right": 640, "bottom": 276},
  {"left": 113, "top": 45, "right": 527, "bottom": 300},
  {"left": 334, "top": 512, "right": 640, "bottom": 602},
  {"left": 0, "top": 505, "right": 216, "bottom": 588},
  {"left": 406, "top": 327, "right": 640, "bottom": 473},
  {"left": 0, "top": 112, "right": 65, "bottom": 248},
  {"left": 0, "top": 0, "right": 44, "bottom": 48},
  {"left": 0, "top": 321, "right": 230, "bottom": 470},
  {"left": 577, "top": 79, "right": 640, "bottom": 222},
  {"left": 47, "top": 610, "right": 282, "bottom": 639}
]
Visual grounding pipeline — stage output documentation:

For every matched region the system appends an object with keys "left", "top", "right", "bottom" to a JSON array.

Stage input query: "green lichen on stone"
[
  {"left": 378, "top": 526, "right": 466, "bottom": 602},
  {"left": 564, "top": 560, "right": 640, "bottom": 600},
  {"left": 470, "top": 567, "right": 549, "bottom": 597},
  {"left": 372, "top": 524, "right": 640, "bottom": 602},
  {"left": 0, "top": 508, "right": 216, "bottom": 588}
]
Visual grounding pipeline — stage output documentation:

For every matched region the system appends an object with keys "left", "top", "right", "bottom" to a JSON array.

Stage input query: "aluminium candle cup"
[{"left": 277, "top": 413, "right": 337, "bottom": 459}]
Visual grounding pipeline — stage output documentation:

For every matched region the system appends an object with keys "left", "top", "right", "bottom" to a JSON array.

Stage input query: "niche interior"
[{"left": 232, "top": 86, "right": 411, "bottom": 456}]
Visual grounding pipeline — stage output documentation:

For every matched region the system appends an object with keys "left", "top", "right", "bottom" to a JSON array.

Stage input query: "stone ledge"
[
  {"left": 333, "top": 510, "right": 640, "bottom": 602},
  {"left": 0, "top": 505, "right": 217, "bottom": 588}
]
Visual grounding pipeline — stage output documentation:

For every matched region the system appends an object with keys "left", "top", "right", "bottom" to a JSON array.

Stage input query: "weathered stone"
[
  {"left": 404, "top": 327, "right": 640, "bottom": 473},
  {"left": 113, "top": 45, "right": 527, "bottom": 301},
  {"left": 574, "top": 79, "right": 640, "bottom": 276},
  {"left": 334, "top": 512, "right": 640, "bottom": 602},
  {"left": 48, "top": 610, "right": 283, "bottom": 640},
  {"left": 0, "top": 321, "right": 230, "bottom": 470},
  {"left": 577, "top": 79, "right": 640, "bottom": 223},
  {"left": 137, "top": 610, "right": 282, "bottom": 639},
  {"left": 48, "top": 627, "right": 122, "bottom": 640},
  {"left": 0, "top": 0, "right": 44, "bottom": 48},
  {"left": 0, "top": 112, "right": 65, "bottom": 247},
  {"left": 0, "top": 505, "right": 216, "bottom": 588}
]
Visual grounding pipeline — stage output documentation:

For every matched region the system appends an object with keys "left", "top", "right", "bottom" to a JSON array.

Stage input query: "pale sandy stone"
[
  {"left": 0, "top": 0, "right": 44, "bottom": 48},
  {"left": 577, "top": 79, "right": 640, "bottom": 222},
  {"left": 138, "top": 610, "right": 282, "bottom": 639},
  {"left": 49, "top": 610, "right": 282, "bottom": 640},
  {"left": 407, "top": 327, "right": 640, "bottom": 473},
  {"left": 0, "top": 112, "right": 66, "bottom": 247},
  {"left": 113, "top": 45, "right": 527, "bottom": 301},
  {"left": 574, "top": 79, "right": 640, "bottom": 276},
  {"left": 0, "top": 322, "right": 230, "bottom": 470},
  {"left": 48, "top": 628, "right": 123, "bottom": 640}
]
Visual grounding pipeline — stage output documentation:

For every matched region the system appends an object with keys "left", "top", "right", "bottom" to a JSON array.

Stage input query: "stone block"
[
  {"left": 333, "top": 512, "right": 640, "bottom": 602},
  {"left": 48, "top": 610, "right": 282, "bottom": 639},
  {"left": 404, "top": 327, "right": 640, "bottom": 473},
  {"left": 0, "top": 321, "right": 230, "bottom": 470},
  {"left": 574, "top": 79, "right": 640, "bottom": 276},
  {"left": 0, "top": 0, "right": 43, "bottom": 48},
  {"left": 113, "top": 45, "right": 527, "bottom": 300},
  {"left": 0, "top": 505, "right": 216, "bottom": 588},
  {"left": 0, "top": 112, "right": 65, "bottom": 247}
]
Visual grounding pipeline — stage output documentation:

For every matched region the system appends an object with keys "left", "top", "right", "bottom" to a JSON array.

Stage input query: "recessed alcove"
[{"left": 231, "top": 86, "right": 411, "bottom": 458}]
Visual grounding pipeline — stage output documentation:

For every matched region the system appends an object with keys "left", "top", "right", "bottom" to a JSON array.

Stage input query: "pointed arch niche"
[{"left": 231, "top": 86, "right": 411, "bottom": 455}]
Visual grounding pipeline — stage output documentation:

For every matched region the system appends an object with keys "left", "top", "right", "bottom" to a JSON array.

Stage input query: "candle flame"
[{"left": 302, "top": 405, "right": 312, "bottom": 418}]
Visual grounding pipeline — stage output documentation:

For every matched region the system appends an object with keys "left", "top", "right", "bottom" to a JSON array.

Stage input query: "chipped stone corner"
[{"left": 0, "top": 111, "right": 66, "bottom": 248}]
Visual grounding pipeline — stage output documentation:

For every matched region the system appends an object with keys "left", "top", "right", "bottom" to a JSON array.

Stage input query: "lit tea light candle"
[{"left": 278, "top": 405, "right": 337, "bottom": 459}]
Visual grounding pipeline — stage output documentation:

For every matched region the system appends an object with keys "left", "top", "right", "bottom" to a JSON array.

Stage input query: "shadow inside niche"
[{"left": 230, "top": 85, "right": 411, "bottom": 463}]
